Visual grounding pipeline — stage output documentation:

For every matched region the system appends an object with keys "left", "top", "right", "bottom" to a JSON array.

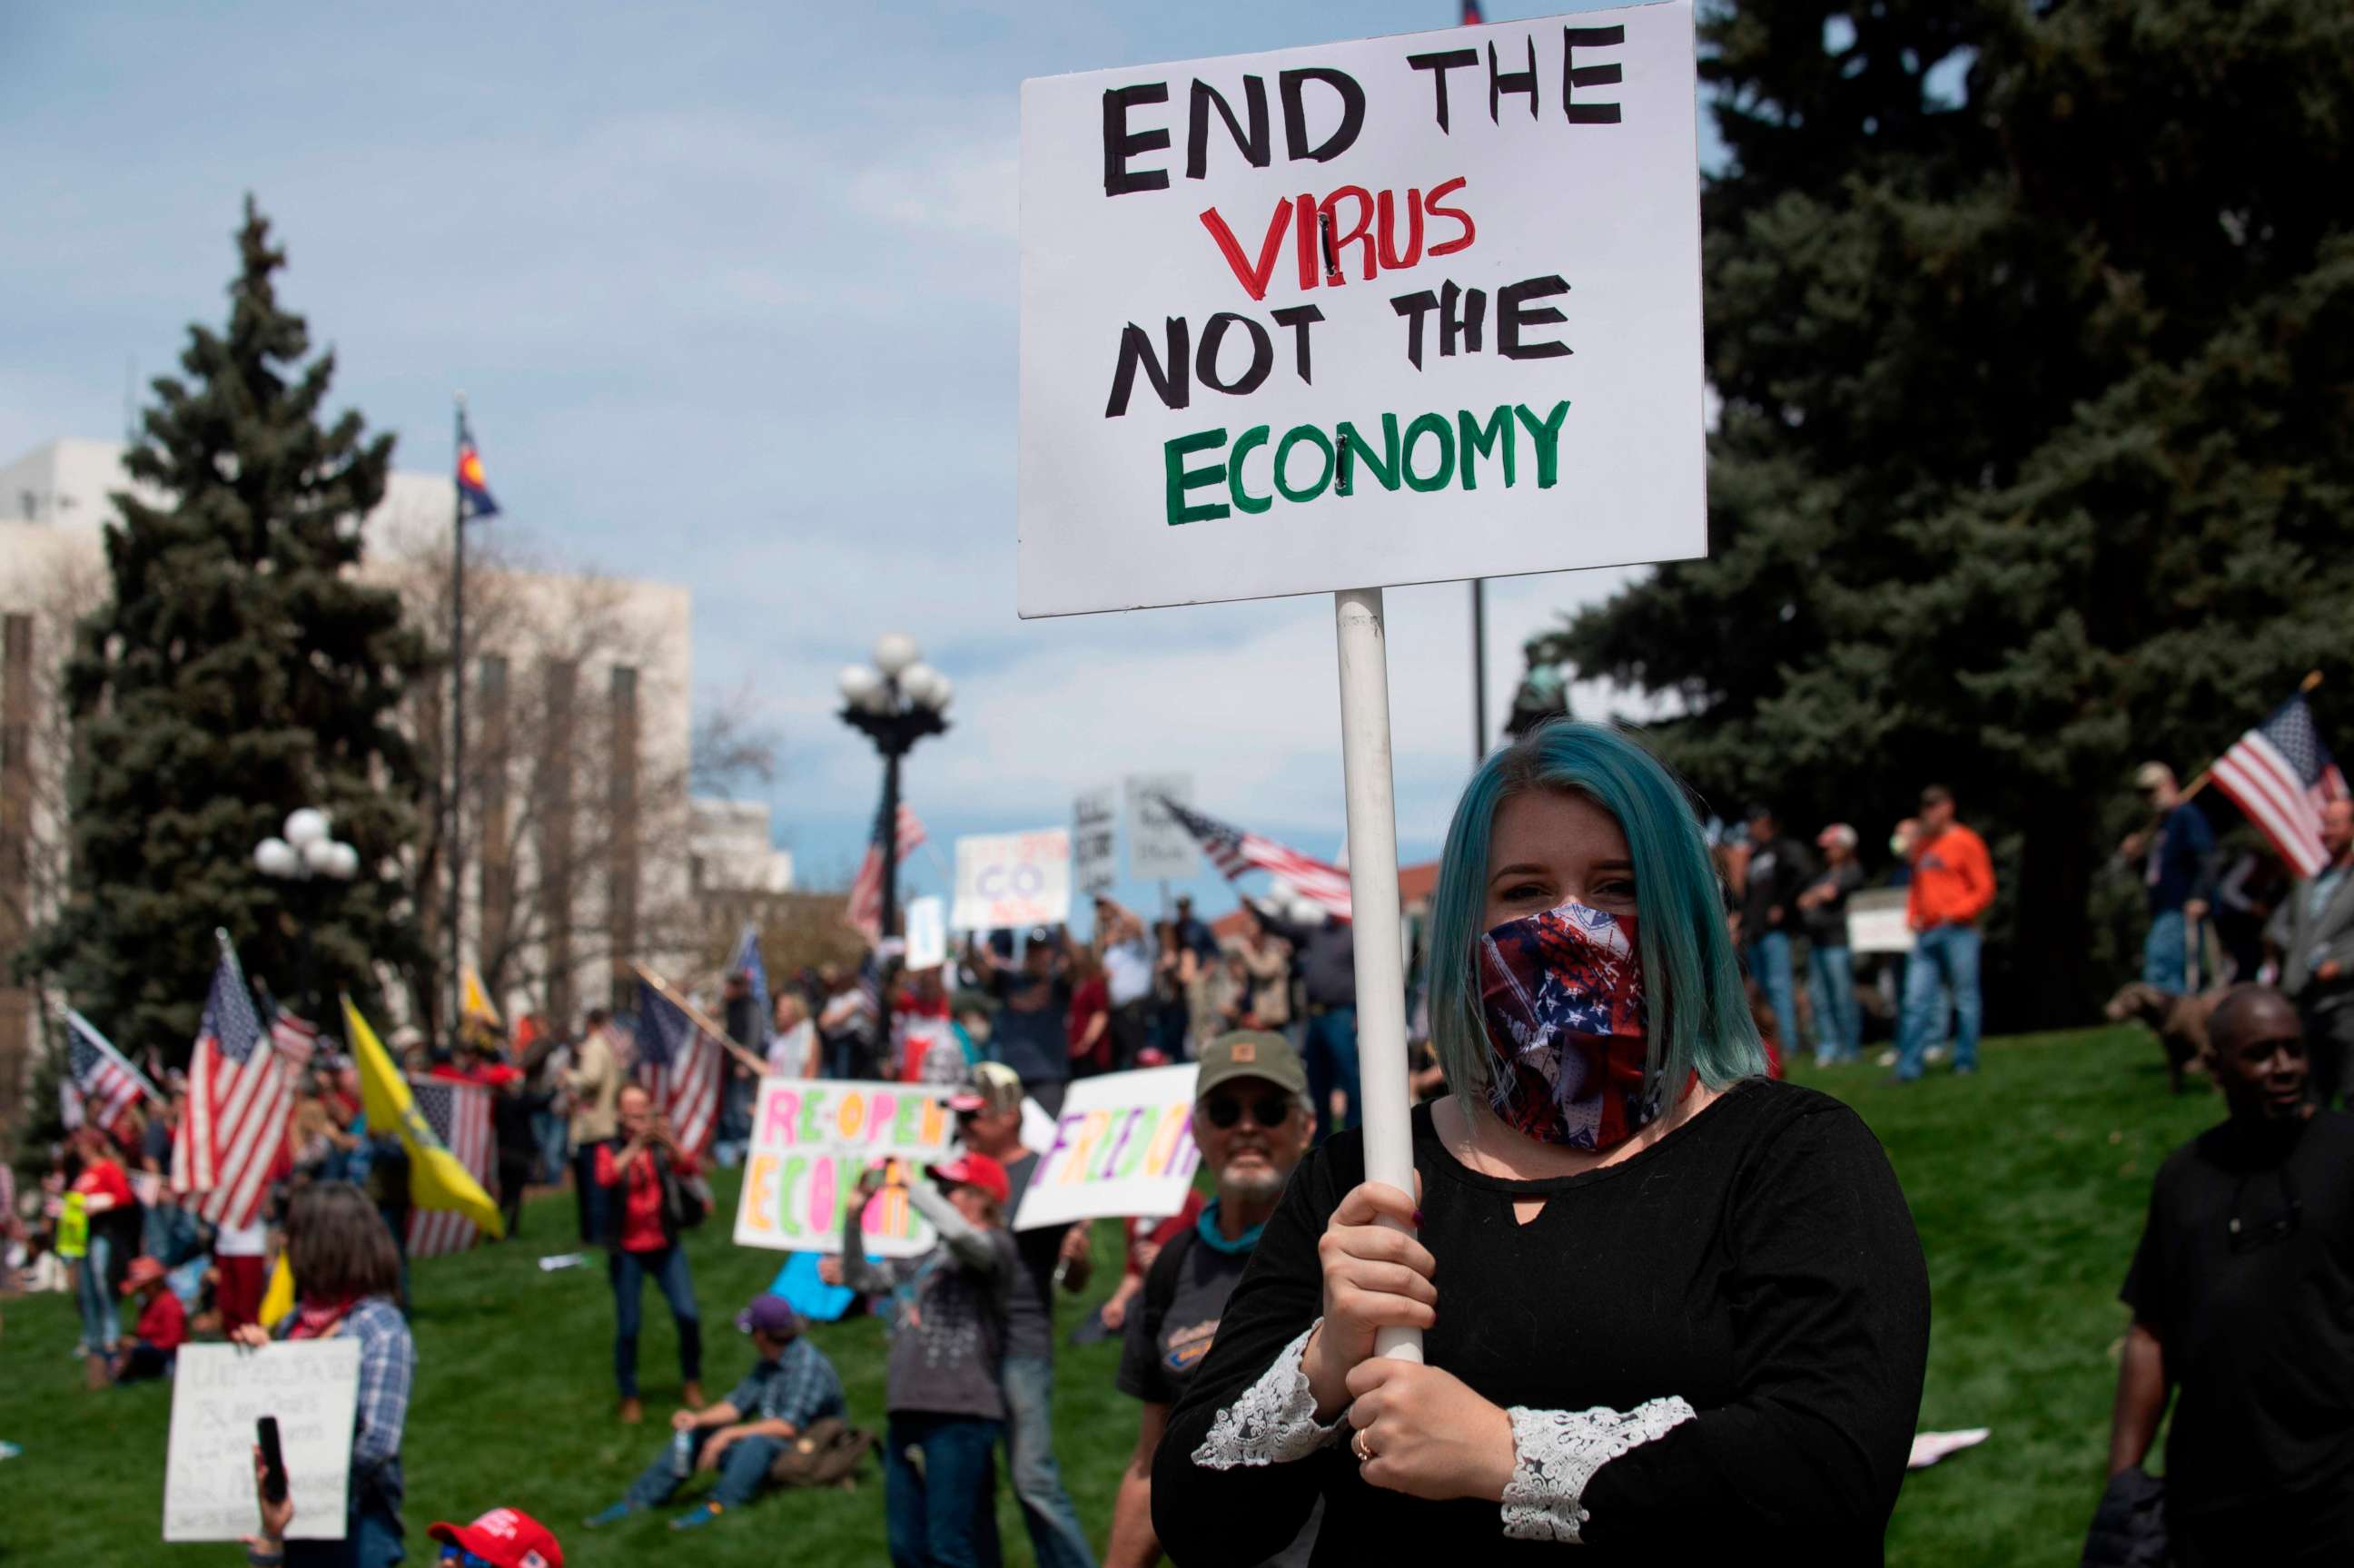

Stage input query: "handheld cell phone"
[{"left": 256, "top": 1416, "right": 288, "bottom": 1505}]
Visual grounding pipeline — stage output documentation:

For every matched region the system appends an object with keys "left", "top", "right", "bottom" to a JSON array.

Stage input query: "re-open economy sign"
[{"left": 1018, "top": 0, "right": 1706, "bottom": 616}]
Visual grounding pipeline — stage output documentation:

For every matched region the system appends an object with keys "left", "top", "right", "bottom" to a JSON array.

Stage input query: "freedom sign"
[
  {"left": 1018, "top": 1, "right": 1705, "bottom": 616},
  {"left": 734, "top": 1079, "right": 958, "bottom": 1257},
  {"left": 1014, "top": 1064, "right": 1203, "bottom": 1231},
  {"left": 164, "top": 1341, "right": 361, "bottom": 1542},
  {"left": 953, "top": 828, "right": 1073, "bottom": 930}
]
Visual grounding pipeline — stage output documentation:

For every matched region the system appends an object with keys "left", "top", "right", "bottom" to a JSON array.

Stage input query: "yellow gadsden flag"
[
  {"left": 343, "top": 997, "right": 504, "bottom": 1241},
  {"left": 459, "top": 965, "right": 501, "bottom": 1030}
]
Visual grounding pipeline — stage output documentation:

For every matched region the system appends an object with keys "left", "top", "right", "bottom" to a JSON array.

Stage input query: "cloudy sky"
[{"left": 2, "top": 0, "right": 1676, "bottom": 914}]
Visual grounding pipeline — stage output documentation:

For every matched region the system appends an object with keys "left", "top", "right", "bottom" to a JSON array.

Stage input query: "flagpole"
[
  {"left": 2178, "top": 669, "right": 2323, "bottom": 804},
  {"left": 1332, "top": 587, "right": 1421, "bottom": 1365},
  {"left": 631, "top": 962, "right": 769, "bottom": 1079},
  {"left": 449, "top": 394, "right": 468, "bottom": 1054}
]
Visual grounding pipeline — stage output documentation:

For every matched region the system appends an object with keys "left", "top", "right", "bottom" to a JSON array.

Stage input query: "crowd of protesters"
[{"left": 10, "top": 730, "right": 2354, "bottom": 1565}]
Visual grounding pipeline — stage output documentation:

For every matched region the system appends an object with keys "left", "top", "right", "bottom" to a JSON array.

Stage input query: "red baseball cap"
[
  {"left": 928, "top": 1152, "right": 1011, "bottom": 1208},
  {"left": 427, "top": 1508, "right": 563, "bottom": 1568}
]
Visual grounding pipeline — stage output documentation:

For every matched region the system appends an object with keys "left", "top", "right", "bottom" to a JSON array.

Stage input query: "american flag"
[
  {"left": 636, "top": 977, "right": 724, "bottom": 1157},
  {"left": 1158, "top": 798, "right": 1356, "bottom": 919},
  {"left": 173, "top": 937, "right": 296, "bottom": 1231},
  {"left": 63, "top": 1009, "right": 156, "bottom": 1139},
  {"left": 846, "top": 801, "right": 927, "bottom": 942},
  {"left": 406, "top": 1075, "right": 496, "bottom": 1257},
  {"left": 731, "top": 922, "right": 772, "bottom": 1054},
  {"left": 2211, "top": 692, "right": 2350, "bottom": 879}
]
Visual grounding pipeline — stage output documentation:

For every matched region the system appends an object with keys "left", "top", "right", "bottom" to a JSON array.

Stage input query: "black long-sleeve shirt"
[{"left": 1153, "top": 1081, "right": 1928, "bottom": 1564}]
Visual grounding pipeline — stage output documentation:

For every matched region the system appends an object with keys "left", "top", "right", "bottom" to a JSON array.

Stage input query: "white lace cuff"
[
  {"left": 1500, "top": 1396, "right": 1697, "bottom": 1543},
  {"left": 1190, "top": 1322, "right": 1349, "bottom": 1469}
]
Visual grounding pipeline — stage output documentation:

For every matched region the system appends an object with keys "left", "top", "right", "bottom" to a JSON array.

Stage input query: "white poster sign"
[
  {"left": 1125, "top": 773, "right": 1200, "bottom": 882},
  {"left": 1018, "top": 1, "right": 1706, "bottom": 616},
  {"left": 164, "top": 1340, "right": 361, "bottom": 1543},
  {"left": 952, "top": 829, "right": 1073, "bottom": 931},
  {"left": 735, "top": 1079, "right": 958, "bottom": 1256},
  {"left": 1073, "top": 788, "right": 1120, "bottom": 898},
  {"left": 1846, "top": 890, "right": 1915, "bottom": 955},
  {"left": 1014, "top": 1064, "right": 1202, "bottom": 1230},
  {"left": 905, "top": 895, "right": 948, "bottom": 971}
]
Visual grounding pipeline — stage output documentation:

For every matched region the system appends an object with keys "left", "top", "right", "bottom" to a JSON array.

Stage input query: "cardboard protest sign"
[
  {"left": 1018, "top": 1, "right": 1705, "bottom": 616},
  {"left": 164, "top": 1340, "right": 361, "bottom": 1542},
  {"left": 734, "top": 1079, "right": 957, "bottom": 1256},
  {"left": 1073, "top": 788, "right": 1120, "bottom": 898},
  {"left": 1014, "top": 1064, "right": 1202, "bottom": 1230},
  {"left": 1124, "top": 773, "right": 1200, "bottom": 881},
  {"left": 905, "top": 894, "right": 948, "bottom": 971},
  {"left": 951, "top": 829, "right": 1073, "bottom": 931}
]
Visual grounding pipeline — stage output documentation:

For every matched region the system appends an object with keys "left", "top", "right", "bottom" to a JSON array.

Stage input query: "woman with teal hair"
[{"left": 1154, "top": 721, "right": 1929, "bottom": 1563}]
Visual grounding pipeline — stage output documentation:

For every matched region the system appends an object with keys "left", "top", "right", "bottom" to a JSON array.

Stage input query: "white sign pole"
[{"left": 1332, "top": 587, "right": 1421, "bottom": 1365}]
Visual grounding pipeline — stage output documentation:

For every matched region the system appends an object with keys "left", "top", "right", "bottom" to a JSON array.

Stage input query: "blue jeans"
[
  {"left": 625, "top": 1427, "right": 786, "bottom": 1511},
  {"left": 2143, "top": 909, "right": 2204, "bottom": 994},
  {"left": 611, "top": 1244, "right": 702, "bottom": 1399},
  {"left": 285, "top": 1489, "right": 404, "bottom": 1568},
  {"left": 1745, "top": 932, "right": 1800, "bottom": 1059},
  {"left": 1895, "top": 924, "right": 1983, "bottom": 1080},
  {"left": 1302, "top": 1008, "right": 1361, "bottom": 1142},
  {"left": 1001, "top": 1355, "right": 1095, "bottom": 1568},
  {"left": 1807, "top": 944, "right": 1861, "bottom": 1062},
  {"left": 75, "top": 1233, "right": 120, "bottom": 1351},
  {"left": 534, "top": 1109, "right": 568, "bottom": 1186},
  {"left": 885, "top": 1413, "right": 1004, "bottom": 1568}
]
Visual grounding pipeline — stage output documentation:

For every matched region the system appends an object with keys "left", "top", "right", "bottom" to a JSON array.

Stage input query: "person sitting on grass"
[
  {"left": 112, "top": 1254, "right": 186, "bottom": 1383},
  {"left": 827, "top": 1152, "right": 1016, "bottom": 1568},
  {"left": 585, "top": 1293, "right": 846, "bottom": 1533}
]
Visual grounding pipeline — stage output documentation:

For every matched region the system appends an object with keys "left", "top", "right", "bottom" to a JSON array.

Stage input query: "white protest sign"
[
  {"left": 1018, "top": 1, "right": 1706, "bottom": 616},
  {"left": 905, "top": 895, "right": 948, "bottom": 970},
  {"left": 952, "top": 829, "right": 1073, "bottom": 931},
  {"left": 1847, "top": 889, "right": 1915, "bottom": 955},
  {"left": 164, "top": 1340, "right": 361, "bottom": 1542},
  {"left": 1014, "top": 1064, "right": 1202, "bottom": 1230},
  {"left": 734, "top": 1079, "right": 957, "bottom": 1257},
  {"left": 1073, "top": 788, "right": 1120, "bottom": 898},
  {"left": 1124, "top": 773, "right": 1200, "bottom": 881}
]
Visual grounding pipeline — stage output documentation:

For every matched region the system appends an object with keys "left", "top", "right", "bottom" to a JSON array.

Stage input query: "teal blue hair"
[{"left": 1427, "top": 720, "right": 1765, "bottom": 1101}]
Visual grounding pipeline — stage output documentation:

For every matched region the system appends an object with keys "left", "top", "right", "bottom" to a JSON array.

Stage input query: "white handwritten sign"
[
  {"left": 1018, "top": 1, "right": 1706, "bottom": 616},
  {"left": 952, "top": 829, "right": 1073, "bottom": 931},
  {"left": 164, "top": 1340, "right": 361, "bottom": 1542},
  {"left": 1014, "top": 1065, "right": 1203, "bottom": 1230}
]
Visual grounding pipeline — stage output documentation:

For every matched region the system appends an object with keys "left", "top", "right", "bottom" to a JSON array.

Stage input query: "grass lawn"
[{"left": 0, "top": 1022, "right": 2214, "bottom": 1566}]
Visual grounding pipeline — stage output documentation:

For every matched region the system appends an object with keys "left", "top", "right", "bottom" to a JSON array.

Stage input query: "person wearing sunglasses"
[
  {"left": 2108, "top": 985, "right": 2354, "bottom": 1566},
  {"left": 1151, "top": 721, "right": 1929, "bottom": 1564},
  {"left": 1107, "top": 1030, "right": 1317, "bottom": 1568}
]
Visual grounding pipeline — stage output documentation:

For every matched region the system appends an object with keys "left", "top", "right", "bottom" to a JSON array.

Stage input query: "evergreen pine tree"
[
  {"left": 27, "top": 197, "right": 427, "bottom": 1058},
  {"left": 1531, "top": 0, "right": 2354, "bottom": 1024}
]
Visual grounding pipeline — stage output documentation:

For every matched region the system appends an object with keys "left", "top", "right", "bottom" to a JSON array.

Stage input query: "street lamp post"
[
  {"left": 253, "top": 806, "right": 359, "bottom": 1022},
  {"left": 837, "top": 633, "right": 952, "bottom": 956}
]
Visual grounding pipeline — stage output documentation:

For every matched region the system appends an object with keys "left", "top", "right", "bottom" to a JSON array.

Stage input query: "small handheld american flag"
[
  {"left": 63, "top": 1009, "right": 157, "bottom": 1139},
  {"left": 636, "top": 977, "right": 724, "bottom": 1158}
]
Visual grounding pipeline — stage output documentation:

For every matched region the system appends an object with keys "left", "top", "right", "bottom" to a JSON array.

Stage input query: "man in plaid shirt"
[{"left": 586, "top": 1294, "right": 846, "bottom": 1533}]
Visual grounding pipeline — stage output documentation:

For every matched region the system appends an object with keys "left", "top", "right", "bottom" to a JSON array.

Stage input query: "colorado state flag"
[{"left": 456, "top": 410, "right": 500, "bottom": 520}]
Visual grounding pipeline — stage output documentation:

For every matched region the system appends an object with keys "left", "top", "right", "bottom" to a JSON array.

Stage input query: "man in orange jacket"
[{"left": 1895, "top": 784, "right": 1997, "bottom": 1081}]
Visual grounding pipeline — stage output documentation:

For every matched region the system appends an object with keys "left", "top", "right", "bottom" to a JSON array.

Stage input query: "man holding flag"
[{"left": 343, "top": 998, "right": 506, "bottom": 1307}]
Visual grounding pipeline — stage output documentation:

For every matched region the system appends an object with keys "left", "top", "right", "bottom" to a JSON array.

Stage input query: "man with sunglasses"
[
  {"left": 1107, "top": 1031, "right": 1319, "bottom": 1568},
  {"left": 2107, "top": 986, "right": 2354, "bottom": 1564}
]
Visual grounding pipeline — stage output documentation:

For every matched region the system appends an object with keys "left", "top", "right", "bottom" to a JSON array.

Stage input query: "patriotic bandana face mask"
[{"left": 1476, "top": 898, "right": 1661, "bottom": 1151}]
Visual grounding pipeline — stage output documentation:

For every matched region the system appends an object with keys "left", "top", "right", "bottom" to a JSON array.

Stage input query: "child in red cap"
[{"left": 113, "top": 1255, "right": 185, "bottom": 1384}]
